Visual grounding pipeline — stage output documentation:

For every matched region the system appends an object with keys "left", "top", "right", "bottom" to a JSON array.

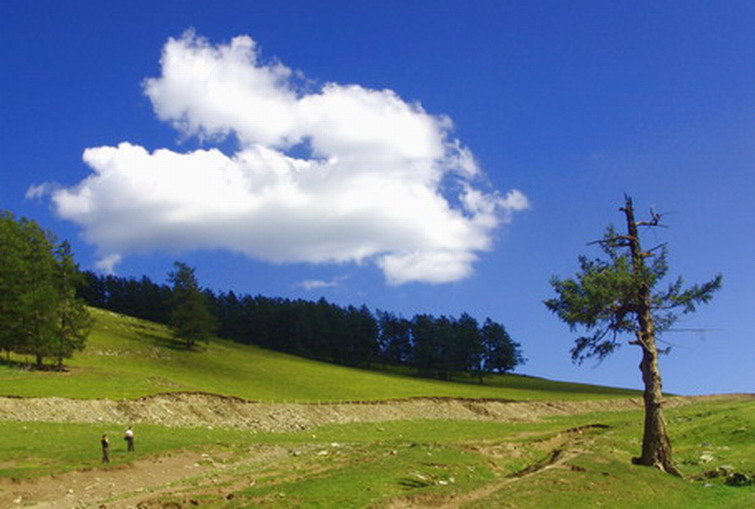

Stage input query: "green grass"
[
  {"left": 469, "top": 399, "right": 755, "bottom": 508},
  {"left": 221, "top": 400, "right": 755, "bottom": 508},
  {"left": 0, "top": 398, "right": 751, "bottom": 507},
  {"left": 0, "top": 421, "right": 248, "bottom": 478},
  {"left": 0, "top": 307, "right": 640, "bottom": 401},
  {"left": 1, "top": 308, "right": 751, "bottom": 506}
]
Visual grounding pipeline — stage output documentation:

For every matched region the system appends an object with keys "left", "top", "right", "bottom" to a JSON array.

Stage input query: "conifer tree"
[
  {"left": 480, "top": 318, "right": 523, "bottom": 375},
  {"left": 545, "top": 195, "right": 722, "bottom": 475},
  {"left": 168, "top": 262, "right": 216, "bottom": 349},
  {"left": 0, "top": 212, "right": 91, "bottom": 368},
  {"left": 454, "top": 313, "right": 483, "bottom": 381},
  {"left": 52, "top": 241, "right": 93, "bottom": 370}
]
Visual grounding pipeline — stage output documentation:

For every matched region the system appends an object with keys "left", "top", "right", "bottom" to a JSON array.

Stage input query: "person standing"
[
  {"left": 101, "top": 434, "right": 110, "bottom": 463},
  {"left": 124, "top": 426, "right": 134, "bottom": 452}
]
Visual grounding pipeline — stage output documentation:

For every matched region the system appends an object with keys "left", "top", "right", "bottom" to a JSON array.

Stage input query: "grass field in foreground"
[
  {"left": 0, "top": 397, "right": 752, "bottom": 507},
  {"left": 0, "top": 307, "right": 640, "bottom": 402}
]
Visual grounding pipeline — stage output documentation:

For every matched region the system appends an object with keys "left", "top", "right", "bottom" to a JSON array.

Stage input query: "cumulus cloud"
[{"left": 44, "top": 31, "right": 529, "bottom": 285}]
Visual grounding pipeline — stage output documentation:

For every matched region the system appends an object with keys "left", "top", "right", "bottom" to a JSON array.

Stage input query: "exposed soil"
[
  {"left": 0, "top": 392, "right": 704, "bottom": 433},
  {"left": 0, "top": 445, "right": 295, "bottom": 509},
  {"left": 0, "top": 393, "right": 749, "bottom": 508}
]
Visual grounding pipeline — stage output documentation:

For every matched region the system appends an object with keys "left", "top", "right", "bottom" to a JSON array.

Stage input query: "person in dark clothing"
[{"left": 101, "top": 434, "right": 110, "bottom": 463}]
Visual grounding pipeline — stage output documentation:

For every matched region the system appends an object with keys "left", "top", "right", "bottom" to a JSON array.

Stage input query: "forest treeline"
[
  {"left": 0, "top": 211, "right": 524, "bottom": 379},
  {"left": 79, "top": 270, "right": 525, "bottom": 381}
]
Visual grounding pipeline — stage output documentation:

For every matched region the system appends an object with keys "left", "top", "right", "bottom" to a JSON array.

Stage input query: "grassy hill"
[
  {"left": 0, "top": 308, "right": 752, "bottom": 507},
  {"left": 0, "top": 307, "right": 640, "bottom": 401}
]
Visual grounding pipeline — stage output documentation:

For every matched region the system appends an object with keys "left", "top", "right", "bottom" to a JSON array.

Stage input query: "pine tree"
[
  {"left": 0, "top": 211, "right": 30, "bottom": 356},
  {"left": 453, "top": 313, "right": 483, "bottom": 381},
  {"left": 480, "top": 318, "right": 523, "bottom": 375},
  {"left": 376, "top": 310, "right": 412, "bottom": 366},
  {"left": 545, "top": 195, "right": 722, "bottom": 475},
  {"left": 0, "top": 212, "right": 91, "bottom": 368},
  {"left": 52, "top": 241, "right": 93, "bottom": 370},
  {"left": 168, "top": 262, "right": 216, "bottom": 349},
  {"left": 0, "top": 212, "right": 59, "bottom": 366}
]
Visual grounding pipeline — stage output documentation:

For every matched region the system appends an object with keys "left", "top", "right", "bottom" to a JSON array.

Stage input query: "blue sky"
[{"left": 1, "top": 1, "right": 753, "bottom": 395}]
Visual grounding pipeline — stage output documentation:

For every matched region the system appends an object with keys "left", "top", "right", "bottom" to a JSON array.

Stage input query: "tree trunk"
[
  {"left": 623, "top": 195, "right": 682, "bottom": 477},
  {"left": 633, "top": 335, "right": 681, "bottom": 476}
]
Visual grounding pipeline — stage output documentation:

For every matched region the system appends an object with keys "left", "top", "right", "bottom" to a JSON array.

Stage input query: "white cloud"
[
  {"left": 25, "top": 183, "right": 55, "bottom": 200},
  {"left": 378, "top": 251, "right": 478, "bottom": 286},
  {"left": 499, "top": 189, "right": 531, "bottom": 222},
  {"left": 297, "top": 276, "right": 347, "bottom": 291},
  {"left": 44, "top": 31, "right": 529, "bottom": 284},
  {"left": 95, "top": 254, "right": 122, "bottom": 275}
]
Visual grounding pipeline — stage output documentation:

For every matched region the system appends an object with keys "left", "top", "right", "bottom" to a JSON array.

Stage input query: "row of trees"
[
  {"left": 384, "top": 312, "right": 524, "bottom": 382},
  {"left": 0, "top": 212, "right": 92, "bottom": 369},
  {"left": 78, "top": 270, "right": 525, "bottom": 381},
  {"left": 207, "top": 292, "right": 525, "bottom": 378}
]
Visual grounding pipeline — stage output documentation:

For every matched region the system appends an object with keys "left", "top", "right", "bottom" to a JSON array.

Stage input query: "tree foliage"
[
  {"left": 545, "top": 218, "right": 722, "bottom": 365},
  {"left": 167, "top": 262, "right": 216, "bottom": 349},
  {"left": 481, "top": 318, "right": 524, "bottom": 374},
  {"left": 0, "top": 211, "right": 92, "bottom": 368},
  {"left": 50, "top": 241, "right": 94, "bottom": 369}
]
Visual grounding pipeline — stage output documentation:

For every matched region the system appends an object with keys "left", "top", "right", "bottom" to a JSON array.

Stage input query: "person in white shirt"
[{"left": 124, "top": 426, "right": 134, "bottom": 452}]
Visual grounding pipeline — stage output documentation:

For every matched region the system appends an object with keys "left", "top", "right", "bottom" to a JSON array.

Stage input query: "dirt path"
[
  {"left": 433, "top": 425, "right": 607, "bottom": 509},
  {"left": 0, "top": 443, "right": 305, "bottom": 509},
  {"left": 0, "top": 449, "right": 211, "bottom": 508},
  {"left": 381, "top": 423, "right": 607, "bottom": 509}
]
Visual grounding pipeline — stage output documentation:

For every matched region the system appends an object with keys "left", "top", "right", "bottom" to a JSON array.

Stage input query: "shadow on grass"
[
  {"left": 0, "top": 356, "right": 70, "bottom": 372},
  {"left": 135, "top": 330, "right": 209, "bottom": 353},
  {"left": 398, "top": 476, "right": 435, "bottom": 489}
]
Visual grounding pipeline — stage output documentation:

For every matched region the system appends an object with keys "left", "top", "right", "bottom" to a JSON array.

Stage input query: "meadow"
[
  {"left": 0, "top": 399, "right": 752, "bottom": 507},
  {"left": 0, "top": 308, "right": 639, "bottom": 402},
  {"left": 0, "top": 308, "right": 752, "bottom": 507}
]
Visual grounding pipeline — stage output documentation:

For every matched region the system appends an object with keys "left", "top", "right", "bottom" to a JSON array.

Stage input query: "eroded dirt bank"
[{"left": 0, "top": 392, "right": 723, "bottom": 431}]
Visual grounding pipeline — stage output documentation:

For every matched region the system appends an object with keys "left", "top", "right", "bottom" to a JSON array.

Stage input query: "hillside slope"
[
  {"left": 0, "top": 311, "right": 752, "bottom": 508},
  {"left": 0, "top": 308, "right": 639, "bottom": 401}
]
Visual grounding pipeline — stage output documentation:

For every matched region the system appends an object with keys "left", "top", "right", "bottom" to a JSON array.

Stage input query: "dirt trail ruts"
[
  {"left": 386, "top": 424, "right": 609, "bottom": 509},
  {"left": 0, "top": 444, "right": 293, "bottom": 509},
  {"left": 0, "top": 392, "right": 719, "bottom": 432},
  {"left": 435, "top": 424, "right": 608, "bottom": 509}
]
